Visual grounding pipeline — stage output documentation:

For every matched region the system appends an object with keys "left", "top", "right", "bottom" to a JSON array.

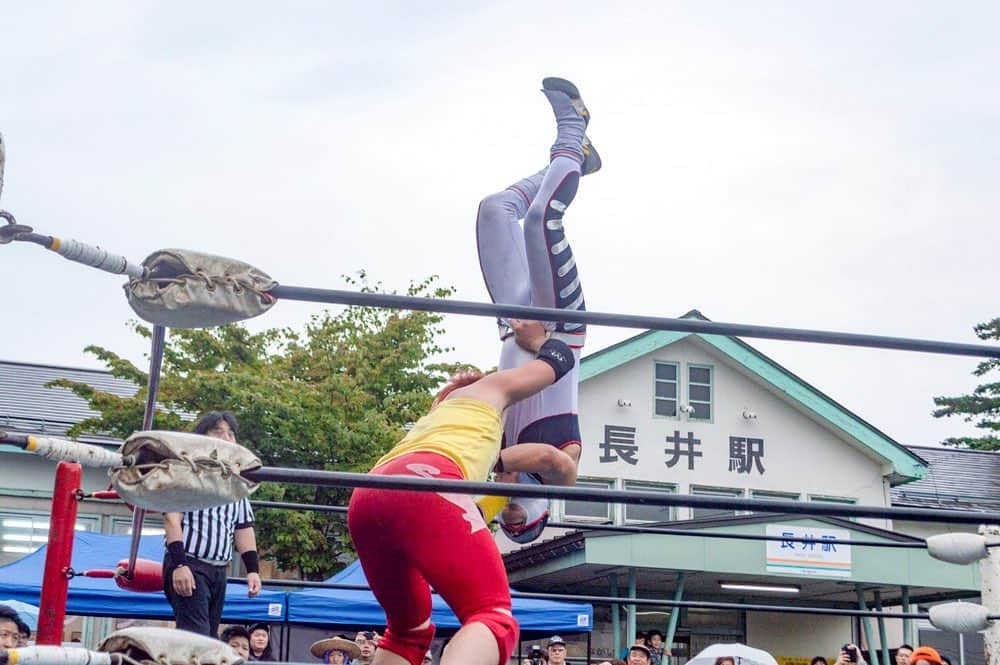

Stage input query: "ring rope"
[{"left": 243, "top": 466, "right": 1000, "bottom": 525}]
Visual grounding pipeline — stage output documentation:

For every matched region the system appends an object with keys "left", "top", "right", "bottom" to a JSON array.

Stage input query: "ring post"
[
  {"left": 37, "top": 460, "right": 82, "bottom": 644},
  {"left": 125, "top": 324, "right": 167, "bottom": 576}
]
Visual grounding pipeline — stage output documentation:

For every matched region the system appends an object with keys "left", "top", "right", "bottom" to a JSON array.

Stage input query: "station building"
[
  {"left": 496, "top": 313, "right": 994, "bottom": 665},
  {"left": 0, "top": 312, "right": 996, "bottom": 662}
]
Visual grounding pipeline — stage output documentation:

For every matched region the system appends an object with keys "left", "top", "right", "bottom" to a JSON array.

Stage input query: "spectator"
[
  {"left": 423, "top": 651, "right": 434, "bottom": 665},
  {"left": 355, "top": 631, "right": 378, "bottom": 665},
  {"left": 311, "top": 635, "right": 361, "bottom": 664},
  {"left": 248, "top": 623, "right": 274, "bottom": 661},
  {"left": 547, "top": 635, "right": 568, "bottom": 665},
  {"left": 220, "top": 625, "right": 251, "bottom": 660},
  {"left": 525, "top": 643, "right": 548, "bottom": 665},
  {"left": 836, "top": 644, "right": 866, "bottom": 665},
  {"left": 811, "top": 658, "right": 829, "bottom": 665},
  {"left": 647, "top": 630, "right": 666, "bottom": 665},
  {"left": 163, "top": 411, "right": 262, "bottom": 637},
  {"left": 0, "top": 605, "right": 29, "bottom": 650},
  {"left": 895, "top": 645, "right": 914, "bottom": 665},
  {"left": 909, "top": 647, "right": 942, "bottom": 665},
  {"left": 621, "top": 632, "right": 648, "bottom": 660},
  {"left": 629, "top": 644, "right": 652, "bottom": 665}
]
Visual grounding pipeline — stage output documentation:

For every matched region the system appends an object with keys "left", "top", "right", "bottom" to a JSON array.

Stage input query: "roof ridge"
[
  {"left": 905, "top": 444, "right": 1000, "bottom": 456},
  {"left": 0, "top": 359, "right": 114, "bottom": 375}
]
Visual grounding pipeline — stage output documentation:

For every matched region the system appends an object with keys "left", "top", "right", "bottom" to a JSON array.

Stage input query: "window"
[
  {"left": 111, "top": 516, "right": 166, "bottom": 536},
  {"left": 687, "top": 365, "right": 713, "bottom": 420},
  {"left": 809, "top": 495, "right": 856, "bottom": 504},
  {"left": 562, "top": 478, "right": 615, "bottom": 522},
  {"left": 624, "top": 481, "right": 677, "bottom": 523},
  {"left": 654, "top": 362, "right": 678, "bottom": 417},
  {"left": 750, "top": 491, "right": 799, "bottom": 513},
  {"left": 690, "top": 486, "right": 743, "bottom": 520},
  {"left": 0, "top": 511, "right": 100, "bottom": 566},
  {"left": 809, "top": 495, "right": 857, "bottom": 521},
  {"left": 751, "top": 491, "right": 799, "bottom": 502}
]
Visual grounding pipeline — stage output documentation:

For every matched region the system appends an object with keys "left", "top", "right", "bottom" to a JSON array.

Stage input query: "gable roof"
[
  {"left": 0, "top": 359, "right": 138, "bottom": 444},
  {"left": 580, "top": 311, "right": 927, "bottom": 485},
  {"left": 892, "top": 445, "right": 1000, "bottom": 512}
]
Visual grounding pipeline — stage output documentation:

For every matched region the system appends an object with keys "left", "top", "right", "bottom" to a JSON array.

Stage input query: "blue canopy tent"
[
  {"left": 0, "top": 532, "right": 286, "bottom": 622},
  {"left": 287, "top": 560, "right": 592, "bottom": 635}
]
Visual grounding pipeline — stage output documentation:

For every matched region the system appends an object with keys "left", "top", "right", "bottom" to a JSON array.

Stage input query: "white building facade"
[{"left": 499, "top": 316, "right": 988, "bottom": 665}]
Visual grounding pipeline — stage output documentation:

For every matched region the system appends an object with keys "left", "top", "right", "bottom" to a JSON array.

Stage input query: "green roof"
[{"left": 579, "top": 314, "right": 927, "bottom": 485}]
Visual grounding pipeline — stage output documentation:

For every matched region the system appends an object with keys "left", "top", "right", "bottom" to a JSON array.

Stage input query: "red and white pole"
[{"left": 36, "top": 461, "right": 82, "bottom": 645}]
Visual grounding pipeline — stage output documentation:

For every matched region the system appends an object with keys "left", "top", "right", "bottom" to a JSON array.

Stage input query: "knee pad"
[
  {"left": 466, "top": 607, "right": 519, "bottom": 665},
  {"left": 381, "top": 623, "right": 436, "bottom": 665}
]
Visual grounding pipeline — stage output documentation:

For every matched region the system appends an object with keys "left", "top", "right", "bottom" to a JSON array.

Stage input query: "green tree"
[
  {"left": 932, "top": 318, "right": 1000, "bottom": 450},
  {"left": 52, "top": 273, "right": 470, "bottom": 578}
]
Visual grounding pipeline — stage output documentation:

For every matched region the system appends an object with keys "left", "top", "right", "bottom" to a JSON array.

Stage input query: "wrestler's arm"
[
  {"left": 498, "top": 443, "right": 577, "bottom": 486},
  {"left": 449, "top": 320, "right": 562, "bottom": 412}
]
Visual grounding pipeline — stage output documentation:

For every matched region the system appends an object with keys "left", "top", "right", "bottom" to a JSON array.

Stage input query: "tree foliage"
[
  {"left": 52, "top": 273, "right": 470, "bottom": 577},
  {"left": 932, "top": 318, "right": 1000, "bottom": 450}
]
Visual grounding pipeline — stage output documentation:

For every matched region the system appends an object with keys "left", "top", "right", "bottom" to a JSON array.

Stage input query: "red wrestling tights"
[{"left": 348, "top": 452, "right": 519, "bottom": 665}]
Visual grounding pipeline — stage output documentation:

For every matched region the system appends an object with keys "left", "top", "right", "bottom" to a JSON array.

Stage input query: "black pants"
[{"left": 163, "top": 554, "right": 229, "bottom": 637}]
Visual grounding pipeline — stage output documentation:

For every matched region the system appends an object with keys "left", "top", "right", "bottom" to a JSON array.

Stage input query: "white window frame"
[
  {"left": 689, "top": 485, "right": 744, "bottom": 520},
  {"left": 653, "top": 361, "right": 680, "bottom": 419},
  {"left": 560, "top": 477, "right": 615, "bottom": 523},
  {"left": 751, "top": 490, "right": 800, "bottom": 501},
  {"left": 808, "top": 494, "right": 858, "bottom": 521},
  {"left": 686, "top": 363, "right": 713, "bottom": 422},
  {"left": 0, "top": 510, "right": 100, "bottom": 561},
  {"left": 623, "top": 481, "right": 678, "bottom": 524},
  {"left": 110, "top": 515, "right": 166, "bottom": 536}
]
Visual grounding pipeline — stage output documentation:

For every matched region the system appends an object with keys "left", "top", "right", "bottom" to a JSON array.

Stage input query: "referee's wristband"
[
  {"left": 536, "top": 338, "right": 575, "bottom": 382},
  {"left": 241, "top": 550, "right": 260, "bottom": 575},
  {"left": 167, "top": 541, "right": 187, "bottom": 568}
]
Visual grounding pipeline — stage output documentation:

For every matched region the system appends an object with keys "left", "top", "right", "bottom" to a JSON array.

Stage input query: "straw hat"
[{"left": 310, "top": 636, "right": 361, "bottom": 661}]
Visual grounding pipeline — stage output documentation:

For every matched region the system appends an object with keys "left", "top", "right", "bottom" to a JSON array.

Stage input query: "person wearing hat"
[
  {"left": 628, "top": 643, "right": 652, "bottom": 665},
  {"left": 311, "top": 635, "right": 362, "bottom": 665},
  {"left": 909, "top": 647, "right": 943, "bottom": 665},
  {"left": 547, "top": 636, "right": 567, "bottom": 665}
]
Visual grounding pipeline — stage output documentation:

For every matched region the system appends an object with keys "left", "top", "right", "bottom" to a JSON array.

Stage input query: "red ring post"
[{"left": 36, "top": 460, "right": 82, "bottom": 645}]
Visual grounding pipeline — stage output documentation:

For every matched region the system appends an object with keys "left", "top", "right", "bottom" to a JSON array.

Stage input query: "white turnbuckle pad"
[
  {"left": 99, "top": 626, "right": 244, "bottom": 665},
  {"left": 111, "top": 431, "right": 261, "bottom": 513},
  {"left": 125, "top": 249, "right": 277, "bottom": 328}
]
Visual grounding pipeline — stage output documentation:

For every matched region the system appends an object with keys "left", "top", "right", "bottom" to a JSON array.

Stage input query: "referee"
[{"left": 163, "top": 411, "right": 262, "bottom": 636}]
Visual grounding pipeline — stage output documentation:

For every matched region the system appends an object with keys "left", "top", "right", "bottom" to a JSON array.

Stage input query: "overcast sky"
[{"left": 1, "top": 1, "right": 997, "bottom": 447}]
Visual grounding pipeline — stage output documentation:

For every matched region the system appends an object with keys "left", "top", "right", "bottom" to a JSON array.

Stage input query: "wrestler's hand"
[
  {"left": 172, "top": 565, "right": 196, "bottom": 597},
  {"left": 246, "top": 572, "right": 262, "bottom": 598},
  {"left": 511, "top": 319, "right": 548, "bottom": 353}
]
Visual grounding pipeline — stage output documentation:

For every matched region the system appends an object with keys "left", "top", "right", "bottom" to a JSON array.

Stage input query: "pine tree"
[{"left": 932, "top": 318, "right": 1000, "bottom": 450}]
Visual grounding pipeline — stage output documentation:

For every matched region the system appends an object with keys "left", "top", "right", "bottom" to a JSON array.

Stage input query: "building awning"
[{"left": 505, "top": 514, "right": 980, "bottom": 609}]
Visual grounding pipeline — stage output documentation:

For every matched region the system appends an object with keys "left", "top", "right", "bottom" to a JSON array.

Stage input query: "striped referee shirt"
[{"left": 179, "top": 498, "right": 254, "bottom": 565}]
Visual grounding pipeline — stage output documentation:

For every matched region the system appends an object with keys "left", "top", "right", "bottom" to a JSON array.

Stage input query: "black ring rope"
[
  {"left": 243, "top": 468, "right": 1000, "bottom": 525},
  {"left": 268, "top": 285, "right": 1000, "bottom": 359},
  {"left": 250, "top": 500, "right": 928, "bottom": 549}
]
